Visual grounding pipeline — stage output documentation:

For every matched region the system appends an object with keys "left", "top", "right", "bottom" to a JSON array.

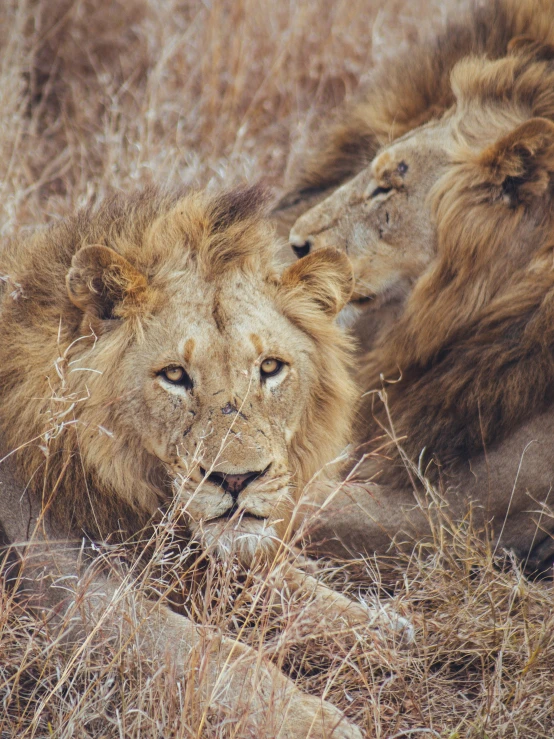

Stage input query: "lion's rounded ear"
[
  {"left": 280, "top": 247, "right": 354, "bottom": 316},
  {"left": 479, "top": 117, "right": 554, "bottom": 205},
  {"left": 66, "top": 245, "right": 148, "bottom": 319}
]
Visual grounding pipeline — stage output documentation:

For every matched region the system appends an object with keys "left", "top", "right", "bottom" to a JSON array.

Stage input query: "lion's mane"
[{"left": 0, "top": 187, "right": 355, "bottom": 539}]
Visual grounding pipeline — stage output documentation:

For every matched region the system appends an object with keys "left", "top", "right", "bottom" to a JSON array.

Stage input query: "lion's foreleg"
[
  {"left": 33, "top": 558, "right": 364, "bottom": 738},
  {"left": 1, "top": 474, "right": 362, "bottom": 738},
  {"left": 6, "top": 537, "right": 363, "bottom": 738},
  {"left": 267, "top": 562, "right": 414, "bottom": 645}
]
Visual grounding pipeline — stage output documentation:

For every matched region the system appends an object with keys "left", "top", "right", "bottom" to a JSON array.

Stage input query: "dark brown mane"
[{"left": 357, "top": 50, "right": 554, "bottom": 483}]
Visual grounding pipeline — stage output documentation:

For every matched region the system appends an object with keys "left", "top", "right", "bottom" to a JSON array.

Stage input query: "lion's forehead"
[
  {"left": 152, "top": 275, "right": 311, "bottom": 370},
  {"left": 374, "top": 123, "right": 451, "bottom": 178}
]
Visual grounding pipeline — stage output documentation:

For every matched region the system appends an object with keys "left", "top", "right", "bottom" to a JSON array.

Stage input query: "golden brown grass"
[{"left": 0, "top": 0, "right": 553, "bottom": 737}]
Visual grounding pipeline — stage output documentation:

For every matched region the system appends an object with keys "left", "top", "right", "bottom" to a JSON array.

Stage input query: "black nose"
[
  {"left": 201, "top": 468, "right": 266, "bottom": 499},
  {"left": 291, "top": 240, "right": 311, "bottom": 259}
]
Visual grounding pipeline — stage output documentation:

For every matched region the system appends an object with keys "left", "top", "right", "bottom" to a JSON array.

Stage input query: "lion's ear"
[
  {"left": 280, "top": 247, "right": 354, "bottom": 316},
  {"left": 479, "top": 118, "right": 554, "bottom": 206},
  {"left": 66, "top": 245, "right": 148, "bottom": 319}
]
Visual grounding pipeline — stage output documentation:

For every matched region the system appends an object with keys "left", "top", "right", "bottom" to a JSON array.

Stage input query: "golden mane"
[{"left": 0, "top": 186, "right": 356, "bottom": 538}]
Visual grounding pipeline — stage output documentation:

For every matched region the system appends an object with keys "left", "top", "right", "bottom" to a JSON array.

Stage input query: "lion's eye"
[
  {"left": 397, "top": 161, "right": 408, "bottom": 175},
  {"left": 159, "top": 366, "right": 193, "bottom": 388},
  {"left": 260, "top": 358, "right": 284, "bottom": 378}
]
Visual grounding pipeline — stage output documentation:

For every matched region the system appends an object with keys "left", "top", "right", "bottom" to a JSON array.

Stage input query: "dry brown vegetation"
[{"left": 0, "top": 0, "right": 553, "bottom": 737}]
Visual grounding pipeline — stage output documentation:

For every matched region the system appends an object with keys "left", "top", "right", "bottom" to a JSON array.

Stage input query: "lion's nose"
[
  {"left": 290, "top": 233, "right": 312, "bottom": 259},
  {"left": 201, "top": 467, "right": 268, "bottom": 499}
]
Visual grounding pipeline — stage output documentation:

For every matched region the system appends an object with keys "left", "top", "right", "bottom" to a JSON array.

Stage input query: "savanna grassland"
[{"left": 0, "top": 1, "right": 553, "bottom": 737}]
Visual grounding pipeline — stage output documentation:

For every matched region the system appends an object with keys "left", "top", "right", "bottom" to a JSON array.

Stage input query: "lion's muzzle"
[
  {"left": 179, "top": 464, "right": 292, "bottom": 563},
  {"left": 199, "top": 463, "right": 271, "bottom": 498}
]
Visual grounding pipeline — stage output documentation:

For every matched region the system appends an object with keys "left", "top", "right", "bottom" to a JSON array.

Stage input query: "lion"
[
  {"left": 0, "top": 185, "right": 410, "bottom": 738},
  {"left": 278, "top": 0, "right": 554, "bottom": 234},
  {"left": 286, "top": 42, "right": 554, "bottom": 572},
  {"left": 277, "top": 0, "right": 554, "bottom": 350}
]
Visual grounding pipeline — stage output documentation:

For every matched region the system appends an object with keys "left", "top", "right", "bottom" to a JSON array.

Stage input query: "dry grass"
[
  {"left": 0, "top": 0, "right": 553, "bottom": 737},
  {"left": 0, "top": 0, "right": 465, "bottom": 230}
]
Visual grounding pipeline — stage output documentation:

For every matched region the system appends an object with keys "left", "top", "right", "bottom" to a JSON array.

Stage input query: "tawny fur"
[
  {"left": 0, "top": 186, "right": 391, "bottom": 739},
  {"left": 359, "top": 47, "right": 554, "bottom": 483}
]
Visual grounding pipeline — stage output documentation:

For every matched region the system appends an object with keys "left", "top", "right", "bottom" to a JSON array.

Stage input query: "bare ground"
[{"left": 0, "top": 1, "right": 553, "bottom": 737}]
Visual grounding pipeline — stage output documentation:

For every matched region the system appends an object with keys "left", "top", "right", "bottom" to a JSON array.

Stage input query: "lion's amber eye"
[
  {"left": 260, "top": 358, "right": 284, "bottom": 378},
  {"left": 159, "top": 366, "right": 193, "bottom": 388}
]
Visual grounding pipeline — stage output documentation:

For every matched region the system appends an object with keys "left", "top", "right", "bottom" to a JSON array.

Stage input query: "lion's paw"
[
  {"left": 333, "top": 595, "right": 415, "bottom": 645},
  {"left": 284, "top": 693, "right": 363, "bottom": 739}
]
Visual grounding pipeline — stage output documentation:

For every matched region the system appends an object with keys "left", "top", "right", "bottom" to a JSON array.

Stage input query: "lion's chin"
[
  {"left": 345, "top": 276, "right": 411, "bottom": 317},
  {"left": 192, "top": 515, "right": 278, "bottom": 564}
]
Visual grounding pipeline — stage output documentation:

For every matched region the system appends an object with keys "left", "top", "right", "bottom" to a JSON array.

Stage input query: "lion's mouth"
[
  {"left": 350, "top": 295, "right": 374, "bottom": 306},
  {"left": 218, "top": 504, "right": 266, "bottom": 522},
  {"left": 349, "top": 277, "right": 411, "bottom": 310}
]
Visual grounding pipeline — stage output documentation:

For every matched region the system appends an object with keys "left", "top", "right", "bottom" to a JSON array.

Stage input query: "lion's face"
[
  {"left": 114, "top": 274, "right": 323, "bottom": 557},
  {"left": 57, "top": 190, "right": 355, "bottom": 562},
  {"left": 289, "top": 120, "right": 454, "bottom": 315}
]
